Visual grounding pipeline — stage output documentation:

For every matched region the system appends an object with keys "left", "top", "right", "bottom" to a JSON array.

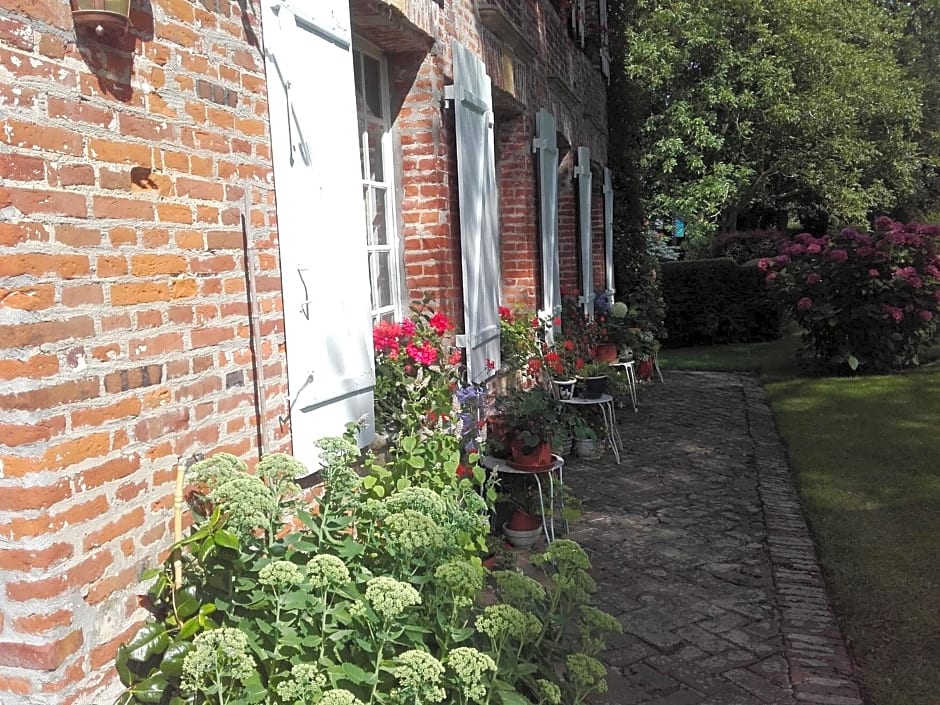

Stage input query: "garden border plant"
[{"left": 114, "top": 428, "right": 619, "bottom": 705}]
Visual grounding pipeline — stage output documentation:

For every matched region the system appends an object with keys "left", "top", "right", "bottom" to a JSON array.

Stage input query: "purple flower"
[
  {"left": 806, "top": 273, "right": 821, "bottom": 285},
  {"left": 757, "top": 258, "right": 772, "bottom": 271},
  {"left": 766, "top": 272, "right": 778, "bottom": 282},
  {"left": 807, "top": 244, "right": 822, "bottom": 254},
  {"left": 873, "top": 215, "right": 894, "bottom": 230},
  {"left": 868, "top": 268, "right": 880, "bottom": 278},
  {"left": 774, "top": 254, "right": 791, "bottom": 266},
  {"left": 919, "top": 310, "right": 934, "bottom": 322},
  {"left": 797, "top": 297, "right": 813, "bottom": 311},
  {"left": 787, "top": 243, "right": 806, "bottom": 256}
]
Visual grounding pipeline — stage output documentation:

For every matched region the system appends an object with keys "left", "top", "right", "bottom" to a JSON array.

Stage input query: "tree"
[{"left": 621, "top": 0, "right": 924, "bottom": 236}]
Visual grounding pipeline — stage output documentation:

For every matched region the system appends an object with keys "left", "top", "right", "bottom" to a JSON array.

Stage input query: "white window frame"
[{"left": 353, "top": 38, "right": 404, "bottom": 324}]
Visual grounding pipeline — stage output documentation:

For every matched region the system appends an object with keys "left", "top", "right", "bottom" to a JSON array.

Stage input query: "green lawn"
[{"left": 663, "top": 337, "right": 940, "bottom": 705}]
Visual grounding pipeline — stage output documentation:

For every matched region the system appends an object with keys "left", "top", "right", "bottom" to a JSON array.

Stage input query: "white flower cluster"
[
  {"left": 365, "top": 576, "right": 422, "bottom": 619},
  {"left": 492, "top": 570, "right": 546, "bottom": 607},
  {"left": 383, "top": 510, "right": 446, "bottom": 553},
  {"left": 534, "top": 678, "right": 561, "bottom": 705},
  {"left": 565, "top": 653, "right": 607, "bottom": 694},
  {"left": 434, "top": 561, "right": 484, "bottom": 600},
  {"left": 180, "top": 628, "right": 256, "bottom": 693},
  {"left": 306, "top": 554, "right": 351, "bottom": 589},
  {"left": 258, "top": 560, "right": 304, "bottom": 591},
  {"left": 274, "top": 663, "right": 327, "bottom": 703},
  {"left": 208, "top": 475, "right": 277, "bottom": 541},
  {"left": 445, "top": 647, "right": 495, "bottom": 702},
  {"left": 318, "top": 689, "right": 366, "bottom": 705},
  {"left": 475, "top": 604, "right": 539, "bottom": 643},
  {"left": 395, "top": 649, "right": 445, "bottom": 703}
]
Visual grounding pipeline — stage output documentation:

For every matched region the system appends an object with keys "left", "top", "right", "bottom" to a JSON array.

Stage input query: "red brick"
[
  {"left": 0, "top": 283, "right": 56, "bottom": 311},
  {"left": 134, "top": 408, "right": 190, "bottom": 441},
  {"left": 47, "top": 96, "right": 112, "bottom": 127},
  {"left": 110, "top": 282, "right": 170, "bottom": 305},
  {"left": 0, "top": 378, "right": 98, "bottom": 411},
  {"left": 1, "top": 119, "right": 83, "bottom": 156},
  {"left": 56, "top": 224, "right": 103, "bottom": 247},
  {"left": 93, "top": 195, "right": 154, "bottom": 220},
  {"left": 77, "top": 454, "right": 141, "bottom": 490},
  {"left": 0, "top": 543, "right": 74, "bottom": 571},
  {"left": 0, "top": 631, "right": 83, "bottom": 671},
  {"left": 0, "top": 252, "right": 89, "bottom": 278},
  {"left": 88, "top": 138, "right": 151, "bottom": 165},
  {"left": 2, "top": 187, "right": 87, "bottom": 217},
  {"left": 0, "top": 478, "right": 69, "bottom": 510},
  {"left": 0, "top": 152, "right": 45, "bottom": 180},
  {"left": 14, "top": 609, "right": 73, "bottom": 635},
  {"left": 62, "top": 283, "right": 105, "bottom": 307},
  {"left": 56, "top": 163, "right": 96, "bottom": 186},
  {"left": 0, "top": 221, "right": 49, "bottom": 246},
  {"left": 0, "top": 317, "right": 93, "bottom": 349},
  {"left": 84, "top": 507, "right": 145, "bottom": 550},
  {"left": 103, "top": 364, "right": 163, "bottom": 393},
  {"left": 130, "top": 254, "right": 188, "bottom": 276},
  {"left": 71, "top": 396, "right": 141, "bottom": 427}
]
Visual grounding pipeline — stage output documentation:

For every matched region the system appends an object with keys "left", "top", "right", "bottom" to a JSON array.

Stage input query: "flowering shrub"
[
  {"left": 763, "top": 217, "right": 940, "bottom": 372},
  {"left": 115, "top": 441, "right": 617, "bottom": 705},
  {"left": 498, "top": 305, "right": 541, "bottom": 374},
  {"left": 372, "top": 300, "right": 461, "bottom": 438}
]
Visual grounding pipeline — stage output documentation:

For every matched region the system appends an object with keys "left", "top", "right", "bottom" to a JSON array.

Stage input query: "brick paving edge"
[{"left": 739, "top": 375, "right": 868, "bottom": 705}]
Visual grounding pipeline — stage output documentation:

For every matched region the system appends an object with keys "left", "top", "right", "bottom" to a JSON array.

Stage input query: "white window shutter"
[
  {"left": 603, "top": 167, "right": 615, "bottom": 296},
  {"left": 576, "top": 146, "right": 594, "bottom": 318},
  {"left": 534, "top": 109, "right": 561, "bottom": 343},
  {"left": 449, "top": 41, "right": 501, "bottom": 384},
  {"left": 262, "top": 0, "right": 375, "bottom": 472}
]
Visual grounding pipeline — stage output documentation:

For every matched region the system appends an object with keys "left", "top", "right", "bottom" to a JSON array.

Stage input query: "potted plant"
[
  {"left": 500, "top": 481, "right": 545, "bottom": 547},
  {"left": 495, "top": 388, "right": 565, "bottom": 470},
  {"left": 576, "top": 361, "right": 612, "bottom": 399}
]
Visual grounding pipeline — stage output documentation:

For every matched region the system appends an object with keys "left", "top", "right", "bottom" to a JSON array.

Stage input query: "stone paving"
[{"left": 564, "top": 371, "right": 865, "bottom": 705}]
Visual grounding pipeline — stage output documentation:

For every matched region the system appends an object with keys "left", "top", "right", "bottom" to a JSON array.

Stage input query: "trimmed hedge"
[{"left": 661, "top": 258, "right": 782, "bottom": 347}]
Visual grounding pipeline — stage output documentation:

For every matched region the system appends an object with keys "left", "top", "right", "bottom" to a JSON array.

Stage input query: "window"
[{"left": 353, "top": 42, "right": 402, "bottom": 324}]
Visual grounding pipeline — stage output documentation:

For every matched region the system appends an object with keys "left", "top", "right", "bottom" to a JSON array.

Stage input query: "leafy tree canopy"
[{"left": 622, "top": 0, "right": 924, "bottom": 234}]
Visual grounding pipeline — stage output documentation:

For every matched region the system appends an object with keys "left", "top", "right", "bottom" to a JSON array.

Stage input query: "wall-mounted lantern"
[{"left": 69, "top": 0, "right": 131, "bottom": 39}]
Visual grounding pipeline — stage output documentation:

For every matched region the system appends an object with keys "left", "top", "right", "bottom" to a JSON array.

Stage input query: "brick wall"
[
  {"left": 0, "top": 0, "right": 608, "bottom": 702},
  {"left": 0, "top": 2, "right": 285, "bottom": 702}
]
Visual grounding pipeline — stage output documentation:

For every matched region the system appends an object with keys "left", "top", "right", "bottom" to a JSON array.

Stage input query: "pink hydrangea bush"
[{"left": 763, "top": 217, "right": 940, "bottom": 373}]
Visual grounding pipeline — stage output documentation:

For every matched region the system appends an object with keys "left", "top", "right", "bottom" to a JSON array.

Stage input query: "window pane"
[
  {"left": 363, "top": 54, "right": 383, "bottom": 119},
  {"left": 370, "top": 187, "right": 388, "bottom": 246},
  {"left": 366, "top": 121, "right": 384, "bottom": 181},
  {"left": 370, "top": 250, "right": 392, "bottom": 310}
]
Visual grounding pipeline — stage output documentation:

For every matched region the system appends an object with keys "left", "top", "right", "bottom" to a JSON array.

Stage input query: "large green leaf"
[
  {"left": 159, "top": 640, "right": 190, "bottom": 678},
  {"left": 130, "top": 672, "right": 169, "bottom": 703},
  {"left": 125, "top": 623, "right": 170, "bottom": 663}
]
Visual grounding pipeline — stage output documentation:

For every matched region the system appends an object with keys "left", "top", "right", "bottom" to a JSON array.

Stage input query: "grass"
[{"left": 663, "top": 334, "right": 940, "bottom": 705}]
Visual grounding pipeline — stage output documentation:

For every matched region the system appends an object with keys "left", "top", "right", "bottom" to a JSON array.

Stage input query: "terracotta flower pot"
[
  {"left": 637, "top": 358, "right": 654, "bottom": 380},
  {"left": 593, "top": 343, "right": 619, "bottom": 363},
  {"left": 508, "top": 509, "right": 541, "bottom": 532},
  {"left": 508, "top": 439, "right": 553, "bottom": 470}
]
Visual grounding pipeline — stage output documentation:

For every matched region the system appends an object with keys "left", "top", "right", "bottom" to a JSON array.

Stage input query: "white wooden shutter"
[
  {"left": 603, "top": 166, "right": 614, "bottom": 296},
  {"left": 262, "top": 0, "right": 375, "bottom": 472},
  {"left": 576, "top": 146, "right": 594, "bottom": 318},
  {"left": 534, "top": 109, "right": 562, "bottom": 343},
  {"left": 448, "top": 41, "right": 501, "bottom": 384}
]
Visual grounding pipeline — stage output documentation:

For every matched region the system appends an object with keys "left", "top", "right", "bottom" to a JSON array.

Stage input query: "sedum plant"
[{"left": 115, "top": 432, "right": 617, "bottom": 705}]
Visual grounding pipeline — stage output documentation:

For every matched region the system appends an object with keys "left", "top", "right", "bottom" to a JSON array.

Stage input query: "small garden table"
[
  {"left": 481, "top": 454, "right": 566, "bottom": 545},
  {"left": 558, "top": 393, "right": 623, "bottom": 464}
]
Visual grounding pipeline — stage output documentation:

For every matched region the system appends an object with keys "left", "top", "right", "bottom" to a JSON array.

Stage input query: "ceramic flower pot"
[
  {"left": 502, "top": 521, "right": 542, "bottom": 548},
  {"left": 637, "top": 358, "right": 654, "bottom": 381},
  {"left": 551, "top": 378, "right": 577, "bottom": 400},
  {"left": 578, "top": 375, "right": 609, "bottom": 399},
  {"left": 507, "top": 509, "right": 541, "bottom": 532},
  {"left": 576, "top": 438, "right": 599, "bottom": 459}
]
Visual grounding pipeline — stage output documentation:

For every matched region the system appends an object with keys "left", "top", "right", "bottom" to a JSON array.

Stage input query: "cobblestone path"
[{"left": 565, "top": 371, "right": 865, "bottom": 705}]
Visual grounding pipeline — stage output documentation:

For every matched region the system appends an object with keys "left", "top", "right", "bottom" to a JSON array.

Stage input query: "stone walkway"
[{"left": 565, "top": 371, "right": 865, "bottom": 705}]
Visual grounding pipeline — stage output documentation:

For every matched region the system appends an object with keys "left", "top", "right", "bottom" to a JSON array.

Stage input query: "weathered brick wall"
[
  {"left": 0, "top": 2, "right": 285, "bottom": 702},
  {"left": 0, "top": 0, "right": 607, "bottom": 702}
]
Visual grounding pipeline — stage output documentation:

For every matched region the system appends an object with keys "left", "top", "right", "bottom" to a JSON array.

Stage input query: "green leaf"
[
  {"left": 139, "top": 567, "right": 161, "bottom": 581},
  {"left": 125, "top": 623, "right": 170, "bottom": 663},
  {"left": 406, "top": 456, "right": 425, "bottom": 469},
  {"left": 158, "top": 640, "right": 190, "bottom": 678},
  {"left": 177, "top": 616, "right": 201, "bottom": 640},
  {"left": 130, "top": 672, "right": 169, "bottom": 703},
  {"left": 174, "top": 586, "right": 201, "bottom": 619},
  {"left": 341, "top": 662, "right": 375, "bottom": 685},
  {"left": 115, "top": 644, "right": 134, "bottom": 686},
  {"left": 495, "top": 686, "right": 531, "bottom": 705},
  {"left": 243, "top": 673, "right": 267, "bottom": 703},
  {"left": 213, "top": 529, "right": 240, "bottom": 550}
]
